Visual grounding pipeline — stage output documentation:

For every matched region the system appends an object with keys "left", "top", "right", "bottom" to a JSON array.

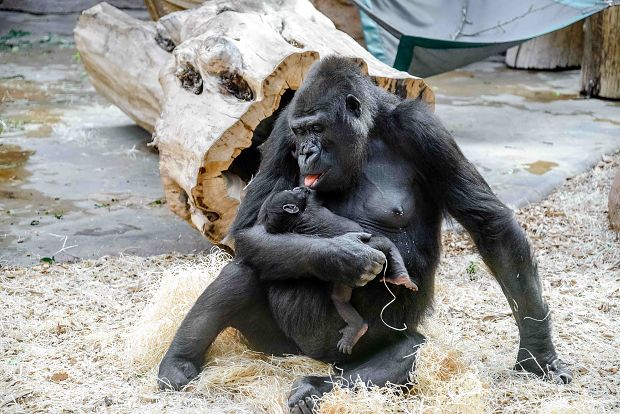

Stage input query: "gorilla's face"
[{"left": 288, "top": 61, "right": 374, "bottom": 193}]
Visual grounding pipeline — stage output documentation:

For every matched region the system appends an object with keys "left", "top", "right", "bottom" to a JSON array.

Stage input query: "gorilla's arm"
[
  {"left": 389, "top": 99, "right": 569, "bottom": 382},
  {"left": 230, "top": 108, "right": 386, "bottom": 286}
]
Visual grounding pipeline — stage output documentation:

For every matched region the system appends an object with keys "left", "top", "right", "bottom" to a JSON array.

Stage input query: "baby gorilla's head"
[{"left": 261, "top": 187, "right": 311, "bottom": 234}]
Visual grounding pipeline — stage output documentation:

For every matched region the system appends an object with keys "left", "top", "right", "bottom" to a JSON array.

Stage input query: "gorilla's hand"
[{"left": 321, "top": 232, "right": 386, "bottom": 287}]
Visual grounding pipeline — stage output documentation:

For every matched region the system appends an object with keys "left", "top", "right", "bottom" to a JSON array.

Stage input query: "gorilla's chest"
[{"left": 326, "top": 156, "right": 417, "bottom": 233}]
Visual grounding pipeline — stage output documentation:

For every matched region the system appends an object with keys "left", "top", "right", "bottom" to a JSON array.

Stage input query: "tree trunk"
[
  {"left": 610, "top": 167, "right": 620, "bottom": 232},
  {"left": 505, "top": 22, "right": 583, "bottom": 70},
  {"left": 581, "top": 6, "right": 620, "bottom": 99},
  {"left": 75, "top": 1, "right": 433, "bottom": 247}
]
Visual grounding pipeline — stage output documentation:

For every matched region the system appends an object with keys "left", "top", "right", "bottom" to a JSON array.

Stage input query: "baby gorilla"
[{"left": 259, "top": 187, "right": 418, "bottom": 354}]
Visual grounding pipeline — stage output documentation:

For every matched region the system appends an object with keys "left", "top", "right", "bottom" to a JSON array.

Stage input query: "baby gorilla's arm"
[{"left": 300, "top": 198, "right": 418, "bottom": 290}]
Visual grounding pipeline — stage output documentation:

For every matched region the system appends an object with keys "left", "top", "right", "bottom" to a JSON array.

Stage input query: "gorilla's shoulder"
[{"left": 390, "top": 97, "right": 436, "bottom": 129}]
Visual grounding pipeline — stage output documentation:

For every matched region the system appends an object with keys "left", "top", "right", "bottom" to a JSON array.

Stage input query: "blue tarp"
[{"left": 352, "top": 0, "right": 619, "bottom": 77}]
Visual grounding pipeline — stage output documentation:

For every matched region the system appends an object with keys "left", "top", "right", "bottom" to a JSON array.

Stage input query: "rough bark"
[
  {"left": 75, "top": 0, "right": 433, "bottom": 246},
  {"left": 610, "top": 168, "right": 620, "bottom": 232},
  {"left": 581, "top": 7, "right": 620, "bottom": 99},
  {"left": 143, "top": 0, "right": 365, "bottom": 45},
  {"left": 505, "top": 22, "right": 583, "bottom": 70}
]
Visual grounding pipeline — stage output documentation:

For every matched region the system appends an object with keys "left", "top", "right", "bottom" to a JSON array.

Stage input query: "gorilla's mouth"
[{"left": 304, "top": 173, "right": 323, "bottom": 188}]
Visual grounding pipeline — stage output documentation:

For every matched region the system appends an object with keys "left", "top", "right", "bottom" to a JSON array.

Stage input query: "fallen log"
[
  {"left": 75, "top": 0, "right": 433, "bottom": 246},
  {"left": 143, "top": 0, "right": 366, "bottom": 46}
]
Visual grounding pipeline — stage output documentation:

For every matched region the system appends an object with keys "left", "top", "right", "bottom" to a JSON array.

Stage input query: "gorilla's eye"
[
  {"left": 291, "top": 127, "right": 303, "bottom": 136},
  {"left": 311, "top": 124, "right": 324, "bottom": 133},
  {"left": 282, "top": 204, "right": 300, "bottom": 214}
]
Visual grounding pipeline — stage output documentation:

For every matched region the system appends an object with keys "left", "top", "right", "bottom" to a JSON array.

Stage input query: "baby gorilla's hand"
[{"left": 321, "top": 232, "right": 386, "bottom": 287}]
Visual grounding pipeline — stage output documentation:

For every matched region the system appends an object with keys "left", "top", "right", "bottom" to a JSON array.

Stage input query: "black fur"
[
  {"left": 259, "top": 187, "right": 415, "bottom": 354},
  {"left": 158, "top": 56, "right": 571, "bottom": 411}
]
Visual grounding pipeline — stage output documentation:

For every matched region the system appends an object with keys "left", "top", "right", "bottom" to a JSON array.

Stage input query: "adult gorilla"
[{"left": 159, "top": 56, "right": 571, "bottom": 412}]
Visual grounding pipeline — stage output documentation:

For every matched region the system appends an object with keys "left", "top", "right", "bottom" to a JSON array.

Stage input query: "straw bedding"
[{"left": 1, "top": 153, "right": 618, "bottom": 413}]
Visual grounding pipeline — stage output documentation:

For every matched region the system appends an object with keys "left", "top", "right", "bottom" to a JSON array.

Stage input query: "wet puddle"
[
  {"left": 519, "top": 90, "right": 581, "bottom": 103},
  {"left": 524, "top": 160, "right": 559, "bottom": 175},
  {"left": 429, "top": 67, "right": 582, "bottom": 103},
  {"left": 26, "top": 124, "right": 54, "bottom": 137},
  {"left": 0, "top": 106, "right": 62, "bottom": 138},
  {"left": 0, "top": 143, "right": 33, "bottom": 182},
  {"left": 1, "top": 78, "right": 51, "bottom": 102}
]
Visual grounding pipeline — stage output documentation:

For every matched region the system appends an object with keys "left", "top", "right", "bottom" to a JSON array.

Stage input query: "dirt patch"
[{"left": 1, "top": 153, "right": 618, "bottom": 413}]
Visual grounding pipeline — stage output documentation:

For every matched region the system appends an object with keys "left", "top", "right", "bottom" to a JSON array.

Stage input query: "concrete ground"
[
  {"left": 1, "top": 11, "right": 619, "bottom": 266},
  {"left": 0, "top": 10, "right": 211, "bottom": 266},
  {"left": 430, "top": 58, "right": 620, "bottom": 208}
]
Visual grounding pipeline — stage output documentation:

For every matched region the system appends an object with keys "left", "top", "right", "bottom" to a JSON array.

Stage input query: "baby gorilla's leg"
[
  {"left": 331, "top": 284, "right": 368, "bottom": 354},
  {"left": 367, "top": 236, "right": 419, "bottom": 291}
]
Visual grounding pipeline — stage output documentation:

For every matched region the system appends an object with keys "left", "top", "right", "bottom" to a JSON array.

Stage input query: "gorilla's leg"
[
  {"left": 449, "top": 189, "right": 572, "bottom": 383},
  {"left": 158, "top": 261, "right": 298, "bottom": 390},
  {"left": 288, "top": 332, "right": 425, "bottom": 414},
  {"left": 331, "top": 284, "right": 368, "bottom": 355}
]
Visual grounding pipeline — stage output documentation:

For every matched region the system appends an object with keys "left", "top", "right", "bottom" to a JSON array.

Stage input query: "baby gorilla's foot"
[
  {"left": 337, "top": 322, "right": 368, "bottom": 354},
  {"left": 382, "top": 274, "right": 418, "bottom": 291}
]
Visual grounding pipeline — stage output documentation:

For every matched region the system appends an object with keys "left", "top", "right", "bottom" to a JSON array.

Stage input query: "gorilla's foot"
[
  {"left": 382, "top": 274, "right": 418, "bottom": 292},
  {"left": 515, "top": 349, "right": 573, "bottom": 384},
  {"left": 158, "top": 356, "right": 200, "bottom": 390},
  {"left": 337, "top": 322, "right": 368, "bottom": 354},
  {"left": 288, "top": 376, "right": 331, "bottom": 414}
]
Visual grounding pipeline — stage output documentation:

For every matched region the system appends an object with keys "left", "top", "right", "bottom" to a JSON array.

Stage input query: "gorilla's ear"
[
  {"left": 346, "top": 94, "right": 362, "bottom": 117},
  {"left": 282, "top": 204, "right": 300, "bottom": 214}
]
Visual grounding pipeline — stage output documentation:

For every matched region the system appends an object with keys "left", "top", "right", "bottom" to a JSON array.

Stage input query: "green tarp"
[{"left": 353, "top": 0, "right": 618, "bottom": 77}]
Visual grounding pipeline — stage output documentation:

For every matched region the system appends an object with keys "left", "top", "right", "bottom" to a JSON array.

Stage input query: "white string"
[
  {"left": 379, "top": 275, "right": 408, "bottom": 332},
  {"left": 523, "top": 310, "right": 551, "bottom": 322}
]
